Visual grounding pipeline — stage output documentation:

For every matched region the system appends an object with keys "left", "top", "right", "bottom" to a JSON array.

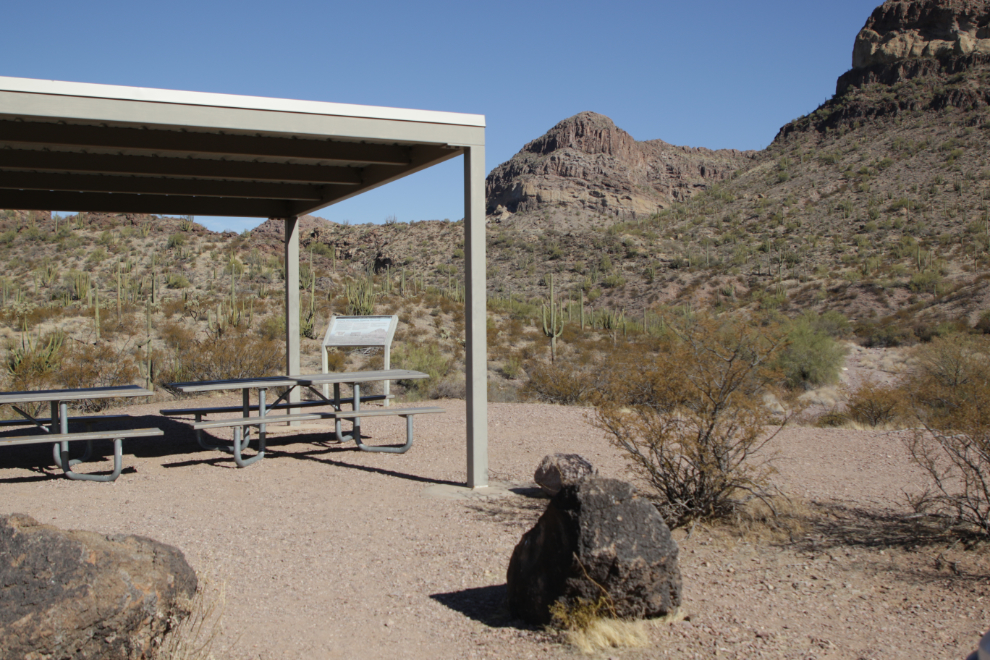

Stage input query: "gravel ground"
[{"left": 1, "top": 396, "right": 988, "bottom": 659}]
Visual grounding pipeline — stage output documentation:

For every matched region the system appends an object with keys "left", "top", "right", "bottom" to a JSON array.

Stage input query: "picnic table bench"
[
  {"left": 0, "top": 385, "right": 161, "bottom": 482},
  {"left": 165, "top": 370, "right": 444, "bottom": 466}
]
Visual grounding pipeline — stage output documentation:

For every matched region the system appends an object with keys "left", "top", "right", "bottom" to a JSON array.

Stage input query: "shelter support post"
[
  {"left": 463, "top": 145, "right": 488, "bottom": 489},
  {"left": 285, "top": 215, "right": 301, "bottom": 420}
]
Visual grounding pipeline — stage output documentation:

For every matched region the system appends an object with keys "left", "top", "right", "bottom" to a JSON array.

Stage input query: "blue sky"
[{"left": 4, "top": 0, "right": 881, "bottom": 232}]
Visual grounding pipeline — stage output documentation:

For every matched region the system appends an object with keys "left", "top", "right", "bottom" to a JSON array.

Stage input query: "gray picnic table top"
[
  {"left": 169, "top": 370, "right": 428, "bottom": 393},
  {"left": 0, "top": 384, "right": 153, "bottom": 405}
]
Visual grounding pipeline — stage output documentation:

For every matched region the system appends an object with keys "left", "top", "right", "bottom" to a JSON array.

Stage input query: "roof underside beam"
[
  {"left": 0, "top": 171, "right": 331, "bottom": 200},
  {"left": 0, "top": 149, "right": 369, "bottom": 184},
  {"left": 0, "top": 189, "right": 293, "bottom": 217},
  {"left": 293, "top": 144, "right": 463, "bottom": 216},
  {"left": 0, "top": 120, "right": 414, "bottom": 165}
]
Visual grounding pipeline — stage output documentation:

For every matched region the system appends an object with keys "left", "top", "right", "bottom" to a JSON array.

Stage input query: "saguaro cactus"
[{"left": 542, "top": 273, "right": 564, "bottom": 363}]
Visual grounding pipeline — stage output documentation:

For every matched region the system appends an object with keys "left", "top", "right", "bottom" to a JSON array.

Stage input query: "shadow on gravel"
[
  {"left": 0, "top": 414, "right": 200, "bottom": 481},
  {"left": 796, "top": 502, "right": 953, "bottom": 552},
  {"left": 464, "top": 494, "right": 547, "bottom": 531},
  {"left": 789, "top": 502, "right": 990, "bottom": 583},
  {"left": 431, "top": 584, "right": 537, "bottom": 630}
]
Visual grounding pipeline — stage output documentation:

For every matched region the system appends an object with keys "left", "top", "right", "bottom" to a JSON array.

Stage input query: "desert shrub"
[
  {"left": 812, "top": 310, "right": 852, "bottom": 338},
  {"left": 161, "top": 298, "right": 186, "bottom": 319},
  {"left": 521, "top": 361, "right": 592, "bottom": 405},
  {"left": 157, "top": 326, "right": 285, "bottom": 387},
  {"left": 975, "top": 310, "right": 990, "bottom": 334},
  {"left": 594, "top": 313, "right": 789, "bottom": 528},
  {"left": 855, "top": 320, "right": 915, "bottom": 347},
  {"left": 325, "top": 349, "right": 346, "bottom": 372},
  {"left": 167, "top": 273, "right": 190, "bottom": 289},
  {"left": 909, "top": 270, "right": 941, "bottom": 293},
  {"left": 845, "top": 379, "right": 904, "bottom": 427},
  {"left": 160, "top": 321, "right": 196, "bottom": 350},
  {"left": 4, "top": 330, "right": 67, "bottom": 404},
  {"left": 60, "top": 343, "right": 140, "bottom": 412},
  {"left": 814, "top": 408, "right": 849, "bottom": 428},
  {"left": 902, "top": 335, "right": 990, "bottom": 536},
  {"left": 778, "top": 314, "right": 846, "bottom": 389},
  {"left": 501, "top": 354, "right": 522, "bottom": 379},
  {"left": 391, "top": 342, "right": 451, "bottom": 397},
  {"left": 428, "top": 377, "right": 465, "bottom": 400},
  {"left": 258, "top": 314, "right": 285, "bottom": 341}
]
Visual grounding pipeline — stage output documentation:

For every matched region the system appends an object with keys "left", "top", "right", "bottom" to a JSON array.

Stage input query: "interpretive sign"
[
  {"left": 322, "top": 315, "right": 396, "bottom": 347},
  {"left": 321, "top": 315, "right": 399, "bottom": 404}
]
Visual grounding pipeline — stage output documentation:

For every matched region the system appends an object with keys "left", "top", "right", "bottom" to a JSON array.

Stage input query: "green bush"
[
  {"left": 778, "top": 314, "right": 846, "bottom": 389},
  {"left": 812, "top": 310, "right": 852, "bottom": 338},
  {"left": 392, "top": 342, "right": 451, "bottom": 397}
]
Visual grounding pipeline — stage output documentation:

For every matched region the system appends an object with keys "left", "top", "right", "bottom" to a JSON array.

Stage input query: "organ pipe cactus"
[{"left": 542, "top": 273, "right": 564, "bottom": 363}]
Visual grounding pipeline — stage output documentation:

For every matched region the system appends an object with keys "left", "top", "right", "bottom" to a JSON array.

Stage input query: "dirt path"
[{"left": 1, "top": 397, "right": 987, "bottom": 659}]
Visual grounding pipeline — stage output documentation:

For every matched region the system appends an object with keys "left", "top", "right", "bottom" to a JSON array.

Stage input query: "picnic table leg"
[
  {"left": 354, "top": 414, "right": 415, "bottom": 454},
  {"left": 193, "top": 412, "right": 235, "bottom": 454},
  {"left": 61, "top": 438, "right": 123, "bottom": 482},
  {"left": 241, "top": 388, "right": 252, "bottom": 446},
  {"left": 258, "top": 388, "right": 267, "bottom": 444},
  {"left": 232, "top": 425, "right": 265, "bottom": 468},
  {"left": 333, "top": 383, "right": 353, "bottom": 443},
  {"left": 352, "top": 383, "right": 362, "bottom": 443},
  {"left": 51, "top": 401, "right": 93, "bottom": 470}
]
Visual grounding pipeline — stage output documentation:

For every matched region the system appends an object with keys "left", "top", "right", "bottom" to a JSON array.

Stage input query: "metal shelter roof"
[
  {"left": 0, "top": 76, "right": 486, "bottom": 218},
  {"left": 0, "top": 76, "right": 490, "bottom": 489}
]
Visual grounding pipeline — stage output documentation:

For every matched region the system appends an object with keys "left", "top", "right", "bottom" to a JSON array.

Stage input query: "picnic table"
[
  {"left": 0, "top": 384, "right": 161, "bottom": 481},
  {"left": 164, "top": 370, "right": 444, "bottom": 467}
]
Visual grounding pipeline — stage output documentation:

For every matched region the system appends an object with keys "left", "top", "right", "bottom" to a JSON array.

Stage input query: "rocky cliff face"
[
  {"left": 775, "top": 0, "right": 990, "bottom": 138},
  {"left": 852, "top": 0, "right": 990, "bottom": 69},
  {"left": 485, "top": 112, "right": 752, "bottom": 223}
]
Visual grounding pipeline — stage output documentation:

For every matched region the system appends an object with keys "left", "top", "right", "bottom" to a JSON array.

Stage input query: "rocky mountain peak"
[
  {"left": 521, "top": 112, "right": 640, "bottom": 159},
  {"left": 853, "top": 0, "right": 990, "bottom": 68},
  {"left": 485, "top": 113, "right": 752, "bottom": 226}
]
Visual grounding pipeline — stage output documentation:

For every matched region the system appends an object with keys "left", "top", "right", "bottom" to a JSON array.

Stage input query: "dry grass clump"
[
  {"left": 155, "top": 572, "right": 232, "bottom": 660},
  {"left": 549, "top": 597, "right": 649, "bottom": 654}
]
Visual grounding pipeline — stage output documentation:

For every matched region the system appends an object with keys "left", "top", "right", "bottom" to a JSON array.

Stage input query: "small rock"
[{"left": 533, "top": 453, "right": 595, "bottom": 496}]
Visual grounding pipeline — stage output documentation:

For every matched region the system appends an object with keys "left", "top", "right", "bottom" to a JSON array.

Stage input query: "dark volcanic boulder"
[
  {"left": 0, "top": 513, "right": 197, "bottom": 660},
  {"left": 534, "top": 453, "right": 595, "bottom": 496},
  {"left": 506, "top": 477, "right": 681, "bottom": 624}
]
